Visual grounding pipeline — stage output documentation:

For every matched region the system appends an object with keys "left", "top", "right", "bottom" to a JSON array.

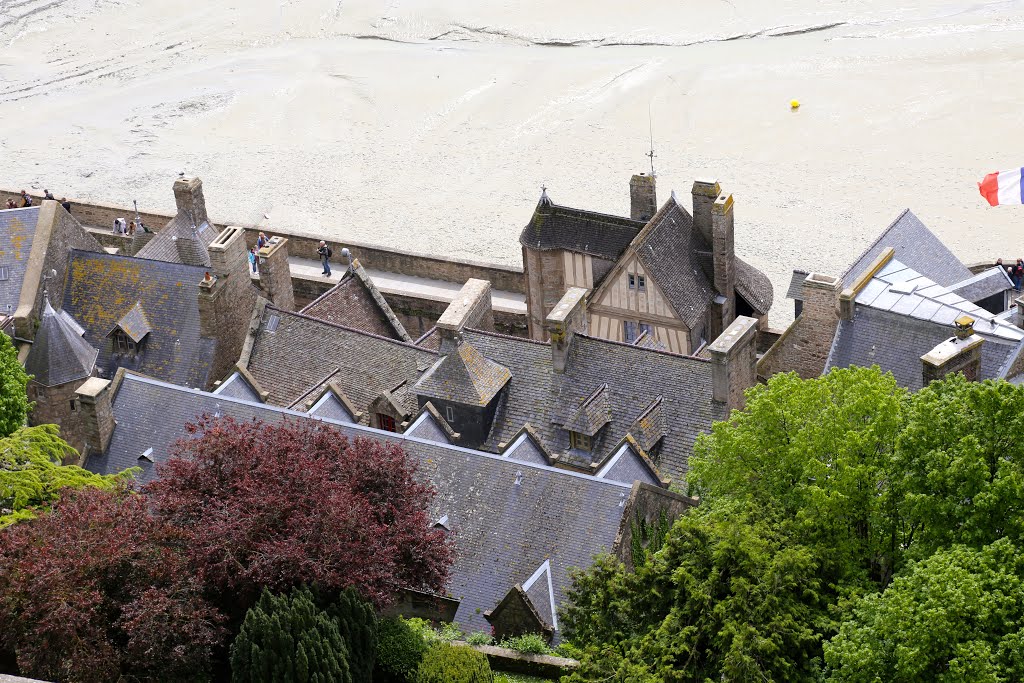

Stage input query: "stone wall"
[
  {"left": 3, "top": 189, "right": 525, "bottom": 293},
  {"left": 613, "top": 481, "right": 699, "bottom": 571},
  {"left": 28, "top": 378, "right": 89, "bottom": 462}
]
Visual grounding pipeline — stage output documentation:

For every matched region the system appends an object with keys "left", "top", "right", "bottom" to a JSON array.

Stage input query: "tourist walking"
[
  {"left": 257, "top": 231, "right": 269, "bottom": 250},
  {"left": 317, "top": 240, "right": 332, "bottom": 277},
  {"left": 43, "top": 189, "right": 54, "bottom": 201},
  {"left": 20, "top": 191, "right": 32, "bottom": 207},
  {"left": 60, "top": 198, "right": 71, "bottom": 214},
  {"left": 5, "top": 199, "right": 15, "bottom": 210},
  {"left": 248, "top": 248, "right": 259, "bottom": 274},
  {"left": 1015, "top": 259, "right": 1023, "bottom": 291}
]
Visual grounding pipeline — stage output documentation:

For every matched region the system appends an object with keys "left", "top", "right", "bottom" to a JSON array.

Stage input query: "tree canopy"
[
  {"left": 0, "top": 333, "right": 29, "bottom": 438},
  {"left": 562, "top": 368, "right": 1024, "bottom": 682},
  {"left": 145, "top": 417, "right": 455, "bottom": 619},
  {"left": 0, "top": 424, "right": 132, "bottom": 528},
  {"left": 0, "top": 487, "right": 224, "bottom": 682}
]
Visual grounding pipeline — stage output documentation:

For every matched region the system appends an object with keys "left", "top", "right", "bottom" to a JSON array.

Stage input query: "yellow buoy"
[{"left": 790, "top": 99, "right": 801, "bottom": 110}]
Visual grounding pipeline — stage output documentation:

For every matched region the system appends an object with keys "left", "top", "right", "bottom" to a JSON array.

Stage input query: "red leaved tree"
[
  {"left": 145, "top": 417, "right": 454, "bottom": 618},
  {"left": 0, "top": 488, "right": 224, "bottom": 683}
]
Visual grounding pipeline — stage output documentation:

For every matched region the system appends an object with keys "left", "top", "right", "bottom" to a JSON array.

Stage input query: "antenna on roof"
[{"left": 646, "top": 103, "right": 657, "bottom": 177}]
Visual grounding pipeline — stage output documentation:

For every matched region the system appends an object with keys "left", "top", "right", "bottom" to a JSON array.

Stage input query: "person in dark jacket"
[{"left": 317, "top": 241, "right": 332, "bottom": 277}]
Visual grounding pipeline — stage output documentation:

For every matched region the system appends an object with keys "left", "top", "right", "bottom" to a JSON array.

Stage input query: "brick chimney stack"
[
  {"left": 630, "top": 174, "right": 657, "bottom": 222},
  {"left": 75, "top": 376, "right": 116, "bottom": 464},
  {"left": 200, "top": 226, "right": 258, "bottom": 385},
  {"left": 712, "top": 192, "right": 736, "bottom": 320},
  {"left": 691, "top": 178, "right": 721, "bottom": 245},
  {"left": 172, "top": 176, "right": 209, "bottom": 226},
  {"left": 544, "top": 287, "right": 588, "bottom": 373},
  {"left": 708, "top": 315, "right": 758, "bottom": 410},
  {"left": 921, "top": 315, "right": 984, "bottom": 385},
  {"left": 436, "top": 279, "right": 494, "bottom": 355}
]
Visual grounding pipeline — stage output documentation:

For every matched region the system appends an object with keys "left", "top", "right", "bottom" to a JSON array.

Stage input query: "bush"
[
  {"left": 466, "top": 631, "right": 493, "bottom": 646},
  {"left": 437, "top": 621, "right": 464, "bottom": 642},
  {"left": 230, "top": 587, "right": 352, "bottom": 683},
  {"left": 415, "top": 643, "right": 492, "bottom": 683},
  {"left": 376, "top": 617, "right": 428, "bottom": 682},
  {"left": 497, "top": 633, "right": 551, "bottom": 655}
]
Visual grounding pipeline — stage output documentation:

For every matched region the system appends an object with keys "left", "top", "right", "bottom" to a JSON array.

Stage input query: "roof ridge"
[
  {"left": 267, "top": 306, "right": 435, "bottom": 353},
  {"left": 69, "top": 247, "right": 209, "bottom": 273},
  {"left": 575, "top": 332, "right": 713, "bottom": 363},
  {"left": 464, "top": 327, "right": 550, "bottom": 346},
  {"left": 841, "top": 208, "right": 913, "bottom": 281}
]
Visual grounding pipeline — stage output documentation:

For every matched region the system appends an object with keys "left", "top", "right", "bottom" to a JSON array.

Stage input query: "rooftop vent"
[
  {"left": 139, "top": 447, "right": 154, "bottom": 462},
  {"left": 889, "top": 281, "right": 919, "bottom": 295},
  {"left": 267, "top": 314, "right": 281, "bottom": 333},
  {"left": 515, "top": 470, "right": 523, "bottom": 486},
  {"left": 433, "top": 514, "right": 450, "bottom": 531}
]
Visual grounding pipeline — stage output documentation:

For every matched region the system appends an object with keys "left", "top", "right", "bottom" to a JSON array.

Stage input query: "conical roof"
[{"left": 25, "top": 300, "right": 98, "bottom": 387}]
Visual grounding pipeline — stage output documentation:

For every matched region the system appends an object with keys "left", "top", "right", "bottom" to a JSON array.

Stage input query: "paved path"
[{"left": 288, "top": 256, "right": 527, "bottom": 315}]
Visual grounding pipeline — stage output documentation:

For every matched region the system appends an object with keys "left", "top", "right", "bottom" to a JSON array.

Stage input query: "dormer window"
[
  {"left": 113, "top": 329, "right": 138, "bottom": 354},
  {"left": 569, "top": 431, "right": 592, "bottom": 452},
  {"left": 377, "top": 414, "right": 397, "bottom": 432}
]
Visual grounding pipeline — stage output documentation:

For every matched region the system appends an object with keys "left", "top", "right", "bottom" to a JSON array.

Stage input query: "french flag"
[{"left": 979, "top": 168, "right": 1024, "bottom": 206}]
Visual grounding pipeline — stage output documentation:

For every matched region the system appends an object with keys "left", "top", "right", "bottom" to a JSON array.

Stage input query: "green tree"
[
  {"left": 894, "top": 375, "right": 1024, "bottom": 558},
  {"left": 0, "top": 333, "right": 29, "bottom": 437},
  {"left": 230, "top": 587, "right": 353, "bottom": 683},
  {"left": 0, "top": 424, "right": 132, "bottom": 527},
  {"left": 690, "top": 367, "right": 909, "bottom": 586},
  {"left": 563, "top": 503, "right": 826, "bottom": 683},
  {"left": 825, "top": 538, "right": 1024, "bottom": 682},
  {"left": 414, "top": 643, "right": 492, "bottom": 683}
]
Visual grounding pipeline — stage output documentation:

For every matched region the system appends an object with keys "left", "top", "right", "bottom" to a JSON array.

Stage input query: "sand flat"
[{"left": 2, "top": 0, "right": 1023, "bottom": 325}]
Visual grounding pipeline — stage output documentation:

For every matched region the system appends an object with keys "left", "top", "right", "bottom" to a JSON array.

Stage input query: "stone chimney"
[
  {"left": 199, "top": 226, "right": 258, "bottom": 385},
  {"left": 712, "top": 192, "right": 736, "bottom": 320},
  {"left": 630, "top": 173, "right": 657, "bottom": 222},
  {"left": 255, "top": 235, "right": 295, "bottom": 311},
  {"left": 437, "top": 279, "right": 494, "bottom": 355},
  {"left": 921, "top": 315, "right": 984, "bottom": 385},
  {"left": 75, "top": 376, "right": 115, "bottom": 464},
  {"left": 1015, "top": 295, "right": 1024, "bottom": 329},
  {"left": 691, "top": 178, "right": 721, "bottom": 245},
  {"left": 172, "top": 176, "right": 209, "bottom": 226},
  {"left": 544, "top": 287, "right": 588, "bottom": 373},
  {"left": 708, "top": 315, "right": 758, "bottom": 410}
]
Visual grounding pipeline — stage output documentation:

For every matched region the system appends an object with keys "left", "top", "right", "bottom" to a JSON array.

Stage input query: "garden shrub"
[
  {"left": 466, "top": 631, "right": 493, "bottom": 646},
  {"left": 497, "top": 633, "right": 551, "bottom": 655},
  {"left": 376, "top": 617, "right": 428, "bottom": 682},
  {"left": 415, "top": 643, "right": 492, "bottom": 683}
]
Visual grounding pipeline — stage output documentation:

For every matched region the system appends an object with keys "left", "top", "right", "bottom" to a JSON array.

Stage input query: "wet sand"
[{"left": 2, "top": 0, "right": 1023, "bottom": 325}]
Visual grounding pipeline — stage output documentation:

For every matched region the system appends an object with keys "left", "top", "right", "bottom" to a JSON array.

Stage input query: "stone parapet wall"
[{"left": 3, "top": 189, "right": 525, "bottom": 293}]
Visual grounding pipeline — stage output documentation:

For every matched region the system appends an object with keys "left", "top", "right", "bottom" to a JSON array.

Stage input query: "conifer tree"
[
  {"left": 325, "top": 588, "right": 377, "bottom": 682},
  {"left": 231, "top": 587, "right": 353, "bottom": 683}
]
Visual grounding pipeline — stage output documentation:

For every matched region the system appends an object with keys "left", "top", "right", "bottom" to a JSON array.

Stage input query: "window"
[
  {"left": 623, "top": 320, "right": 638, "bottom": 343},
  {"left": 639, "top": 323, "right": 652, "bottom": 336},
  {"left": 628, "top": 273, "right": 636, "bottom": 289},
  {"left": 0, "top": 266, "right": 9, "bottom": 281},
  {"left": 69, "top": 399, "right": 78, "bottom": 413},
  {"left": 445, "top": 405, "right": 455, "bottom": 423},
  {"left": 637, "top": 275, "right": 646, "bottom": 292},
  {"left": 113, "top": 330, "right": 137, "bottom": 354},
  {"left": 266, "top": 314, "right": 281, "bottom": 333},
  {"left": 377, "top": 414, "right": 397, "bottom": 432},
  {"left": 570, "top": 431, "right": 592, "bottom": 452}
]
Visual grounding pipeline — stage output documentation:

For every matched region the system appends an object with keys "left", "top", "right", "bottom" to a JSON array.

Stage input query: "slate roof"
[
  {"left": 213, "top": 372, "right": 263, "bottom": 403},
  {"left": 950, "top": 267, "right": 1013, "bottom": 304},
  {"left": 735, "top": 257, "right": 775, "bottom": 314},
  {"left": 467, "top": 329, "right": 727, "bottom": 484},
  {"left": 628, "top": 397, "right": 666, "bottom": 453},
  {"left": 112, "top": 302, "right": 153, "bottom": 343},
  {"left": 24, "top": 300, "right": 97, "bottom": 387},
  {"left": 406, "top": 410, "right": 455, "bottom": 444},
  {"left": 134, "top": 212, "right": 218, "bottom": 267},
  {"left": 415, "top": 341, "right": 511, "bottom": 407},
  {"left": 843, "top": 209, "right": 974, "bottom": 287},
  {"left": 786, "top": 269, "right": 810, "bottom": 301},
  {"left": 0, "top": 207, "right": 39, "bottom": 316},
  {"left": 827, "top": 306, "right": 1021, "bottom": 391},
  {"left": 562, "top": 384, "right": 611, "bottom": 436},
  {"left": 854, "top": 259, "right": 1023, "bottom": 342},
  {"left": 597, "top": 442, "right": 663, "bottom": 487},
  {"left": 301, "top": 261, "right": 412, "bottom": 342},
  {"left": 519, "top": 192, "right": 644, "bottom": 261},
  {"left": 61, "top": 250, "right": 216, "bottom": 388},
  {"left": 245, "top": 307, "right": 436, "bottom": 418},
  {"left": 88, "top": 372, "right": 633, "bottom": 641}
]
